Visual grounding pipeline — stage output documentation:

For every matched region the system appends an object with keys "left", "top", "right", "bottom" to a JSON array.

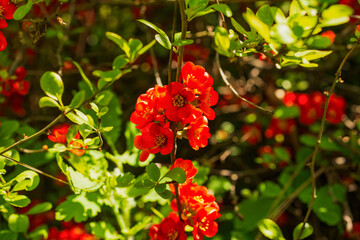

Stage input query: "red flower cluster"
[
  {"left": 0, "top": 67, "right": 31, "bottom": 116},
  {"left": 0, "top": 0, "right": 16, "bottom": 51},
  {"left": 150, "top": 158, "right": 220, "bottom": 240},
  {"left": 48, "top": 222, "right": 95, "bottom": 240},
  {"left": 48, "top": 123, "right": 88, "bottom": 156},
  {"left": 265, "top": 118, "right": 296, "bottom": 138},
  {"left": 131, "top": 62, "right": 218, "bottom": 161},
  {"left": 284, "top": 91, "right": 346, "bottom": 125}
]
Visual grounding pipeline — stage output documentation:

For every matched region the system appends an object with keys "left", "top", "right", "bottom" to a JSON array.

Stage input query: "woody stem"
[{"left": 175, "top": 0, "right": 187, "bottom": 82}]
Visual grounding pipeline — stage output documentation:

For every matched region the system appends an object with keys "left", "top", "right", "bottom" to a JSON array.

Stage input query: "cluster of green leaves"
[{"left": 215, "top": 1, "right": 353, "bottom": 67}]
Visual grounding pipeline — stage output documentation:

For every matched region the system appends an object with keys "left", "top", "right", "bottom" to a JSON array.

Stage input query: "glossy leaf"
[
  {"left": 164, "top": 167, "right": 186, "bottom": 184},
  {"left": 293, "top": 222, "right": 313, "bottom": 239},
  {"left": 27, "top": 202, "right": 52, "bottom": 215},
  {"left": 106, "top": 32, "right": 130, "bottom": 57},
  {"left": 137, "top": 19, "right": 171, "bottom": 49},
  {"left": 322, "top": 4, "right": 353, "bottom": 27},
  {"left": 258, "top": 219, "right": 285, "bottom": 240},
  {"left": 8, "top": 214, "right": 29, "bottom": 233},
  {"left": 13, "top": 1, "right": 33, "bottom": 20},
  {"left": 39, "top": 96, "right": 60, "bottom": 108},
  {"left": 146, "top": 163, "right": 160, "bottom": 182},
  {"left": 40, "top": 71, "right": 64, "bottom": 102},
  {"left": 69, "top": 90, "right": 86, "bottom": 109}
]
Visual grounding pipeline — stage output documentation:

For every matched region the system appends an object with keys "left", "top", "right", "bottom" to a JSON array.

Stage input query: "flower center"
[
  {"left": 167, "top": 230, "right": 178, "bottom": 240},
  {"left": 193, "top": 195, "right": 204, "bottom": 204},
  {"left": 173, "top": 94, "right": 185, "bottom": 107},
  {"left": 155, "top": 134, "right": 166, "bottom": 147},
  {"left": 199, "top": 217, "right": 209, "bottom": 231},
  {"left": 0, "top": 6, "right": 4, "bottom": 18}
]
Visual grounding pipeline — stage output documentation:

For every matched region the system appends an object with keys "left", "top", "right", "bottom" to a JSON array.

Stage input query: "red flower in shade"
[
  {"left": 192, "top": 207, "right": 221, "bottom": 240},
  {"left": 0, "top": 31, "right": 6, "bottom": 51},
  {"left": 265, "top": 118, "right": 296, "bottom": 138},
  {"left": 326, "top": 94, "right": 346, "bottom": 124},
  {"left": 186, "top": 116, "right": 211, "bottom": 150},
  {"left": 171, "top": 158, "right": 197, "bottom": 182},
  {"left": 181, "top": 62, "right": 213, "bottom": 94},
  {"left": 134, "top": 122, "right": 174, "bottom": 161},
  {"left": 321, "top": 30, "right": 336, "bottom": 43},
  {"left": 158, "top": 82, "right": 195, "bottom": 122},
  {"left": 241, "top": 123, "right": 262, "bottom": 145},
  {"left": 296, "top": 93, "right": 323, "bottom": 125},
  {"left": 149, "top": 212, "right": 187, "bottom": 240},
  {"left": 69, "top": 140, "right": 88, "bottom": 156}
]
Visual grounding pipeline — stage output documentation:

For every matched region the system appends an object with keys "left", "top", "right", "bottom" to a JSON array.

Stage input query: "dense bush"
[{"left": 1, "top": 0, "right": 360, "bottom": 239}]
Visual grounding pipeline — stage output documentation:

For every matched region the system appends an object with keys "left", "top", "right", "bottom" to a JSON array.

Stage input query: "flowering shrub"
[{"left": 0, "top": 0, "right": 360, "bottom": 240}]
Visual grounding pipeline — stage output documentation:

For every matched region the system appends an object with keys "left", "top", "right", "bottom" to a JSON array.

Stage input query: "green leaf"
[
  {"left": 307, "top": 36, "right": 332, "bottom": 49},
  {"left": 138, "top": 39, "right": 157, "bottom": 56},
  {"left": 256, "top": 5, "right": 275, "bottom": 26},
  {"left": 128, "top": 38, "right": 143, "bottom": 62},
  {"left": 56, "top": 192, "right": 101, "bottom": 222},
  {"left": 116, "top": 173, "right": 135, "bottom": 187},
  {"left": 0, "top": 230, "right": 17, "bottom": 240},
  {"left": 137, "top": 19, "right": 171, "bottom": 49},
  {"left": 271, "top": 23, "right": 297, "bottom": 44},
  {"left": 294, "top": 50, "right": 332, "bottom": 61},
  {"left": 69, "top": 90, "right": 86, "bottom": 109},
  {"left": 27, "top": 202, "right": 52, "bottom": 215},
  {"left": 274, "top": 147, "right": 290, "bottom": 162},
  {"left": 244, "top": 8, "right": 271, "bottom": 43},
  {"left": 155, "top": 183, "right": 166, "bottom": 193},
  {"left": 313, "top": 186, "right": 342, "bottom": 226},
  {"left": 97, "top": 106, "right": 109, "bottom": 118},
  {"left": 215, "top": 27, "right": 230, "bottom": 54},
  {"left": 134, "top": 178, "right": 156, "bottom": 189},
  {"left": 67, "top": 166, "right": 103, "bottom": 192},
  {"left": 0, "top": 120, "right": 19, "bottom": 139},
  {"left": 72, "top": 61, "right": 96, "bottom": 93},
  {"left": 155, "top": 189, "right": 173, "bottom": 199},
  {"left": 90, "top": 221, "right": 123, "bottom": 240},
  {"left": 40, "top": 71, "right": 64, "bottom": 102},
  {"left": 66, "top": 112, "right": 85, "bottom": 125},
  {"left": 172, "top": 39, "right": 194, "bottom": 47},
  {"left": 66, "top": 124, "right": 79, "bottom": 143},
  {"left": 146, "top": 163, "right": 160, "bottom": 182},
  {"left": 274, "top": 106, "right": 300, "bottom": 119},
  {"left": 13, "top": 1, "right": 33, "bottom": 20},
  {"left": 106, "top": 32, "right": 130, "bottom": 57},
  {"left": 8, "top": 214, "right": 29, "bottom": 233},
  {"left": 189, "top": 0, "right": 209, "bottom": 8},
  {"left": 322, "top": 4, "right": 353, "bottom": 27},
  {"left": 231, "top": 18, "right": 250, "bottom": 37},
  {"left": 39, "top": 96, "right": 60, "bottom": 108},
  {"left": 207, "top": 3, "right": 232, "bottom": 17},
  {"left": 3, "top": 194, "right": 31, "bottom": 207},
  {"left": 93, "top": 69, "right": 123, "bottom": 82},
  {"left": 258, "top": 181, "right": 282, "bottom": 198},
  {"left": 13, "top": 171, "right": 40, "bottom": 191},
  {"left": 164, "top": 168, "right": 186, "bottom": 183},
  {"left": 300, "top": 134, "right": 317, "bottom": 147},
  {"left": 113, "top": 55, "right": 129, "bottom": 69},
  {"left": 258, "top": 219, "right": 285, "bottom": 240},
  {"left": 293, "top": 222, "right": 314, "bottom": 239},
  {"left": 155, "top": 34, "right": 172, "bottom": 50}
]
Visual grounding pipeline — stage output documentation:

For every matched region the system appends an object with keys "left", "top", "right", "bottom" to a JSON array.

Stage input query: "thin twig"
[
  {"left": 295, "top": 40, "right": 360, "bottom": 240},
  {"left": 168, "top": 0, "right": 178, "bottom": 84},
  {"left": 175, "top": 0, "right": 187, "bottom": 82},
  {"left": 0, "top": 154, "right": 69, "bottom": 185},
  {"left": 215, "top": 54, "right": 273, "bottom": 114}
]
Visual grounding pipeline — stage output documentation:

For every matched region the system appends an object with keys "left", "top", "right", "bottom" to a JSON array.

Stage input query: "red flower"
[
  {"left": 69, "top": 140, "right": 88, "bottom": 156},
  {"left": 134, "top": 122, "right": 174, "bottom": 161},
  {"left": 149, "top": 212, "right": 187, "bottom": 240},
  {"left": 339, "top": 0, "right": 360, "bottom": 22},
  {"left": 158, "top": 82, "right": 195, "bottom": 122},
  {"left": 192, "top": 207, "right": 221, "bottom": 240},
  {"left": 0, "top": 0, "right": 16, "bottom": 23},
  {"left": 326, "top": 94, "right": 346, "bottom": 124},
  {"left": 321, "top": 30, "right": 336, "bottom": 43},
  {"left": 265, "top": 118, "right": 296, "bottom": 138},
  {"left": 48, "top": 123, "right": 72, "bottom": 144},
  {"left": 0, "top": 30, "right": 6, "bottom": 51},
  {"left": 181, "top": 62, "right": 213, "bottom": 94},
  {"left": 186, "top": 116, "right": 211, "bottom": 150},
  {"left": 241, "top": 123, "right": 262, "bottom": 145},
  {"left": 171, "top": 158, "right": 197, "bottom": 182},
  {"left": 131, "top": 86, "right": 165, "bottom": 129},
  {"left": 198, "top": 86, "right": 218, "bottom": 120}
]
